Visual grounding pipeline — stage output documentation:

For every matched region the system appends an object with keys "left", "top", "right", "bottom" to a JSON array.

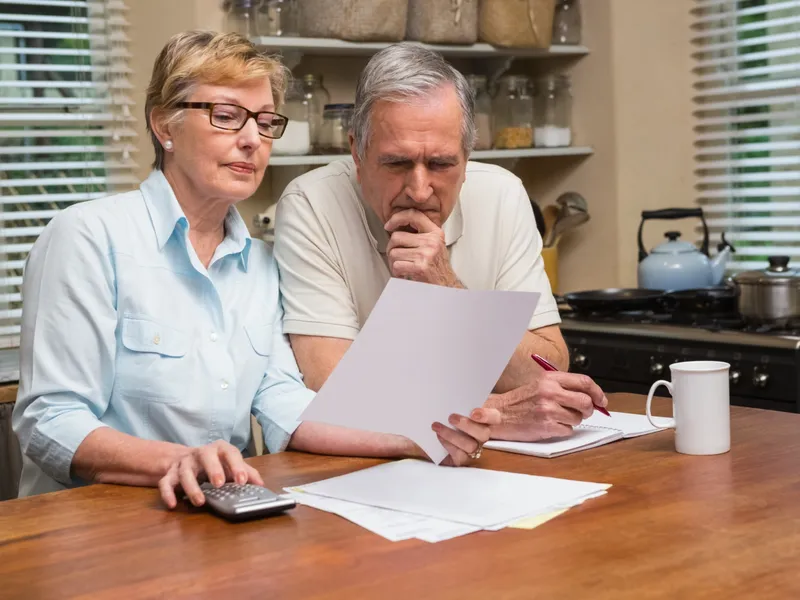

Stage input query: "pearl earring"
[{"left": 164, "top": 140, "right": 173, "bottom": 151}]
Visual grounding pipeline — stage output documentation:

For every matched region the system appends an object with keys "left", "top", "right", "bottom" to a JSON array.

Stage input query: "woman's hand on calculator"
[{"left": 158, "top": 440, "right": 264, "bottom": 509}]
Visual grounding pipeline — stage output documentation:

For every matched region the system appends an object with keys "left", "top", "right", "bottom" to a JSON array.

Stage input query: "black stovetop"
[{"left": 560, "top": 308, "right": 800, "bottom": 337}]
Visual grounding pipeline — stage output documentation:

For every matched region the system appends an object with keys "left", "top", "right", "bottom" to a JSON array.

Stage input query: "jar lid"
[
  {"left": 323, "top": 103, "right": 354, "bottom": 112},
  {"left": 733, "top": 256, "right": 800, "bottom": 286}
]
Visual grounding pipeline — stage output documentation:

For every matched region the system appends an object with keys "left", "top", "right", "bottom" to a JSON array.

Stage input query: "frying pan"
[
  {"left": 558, "top": 288, "right": 666, "bottom": 313},
  {"left": 661, "top": 286, "right": 737, "bottom": 314}
]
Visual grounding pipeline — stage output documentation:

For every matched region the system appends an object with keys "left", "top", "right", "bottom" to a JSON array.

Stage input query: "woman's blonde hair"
[{"left": 145, "top": 30, "right": 288, "bottom": 170}]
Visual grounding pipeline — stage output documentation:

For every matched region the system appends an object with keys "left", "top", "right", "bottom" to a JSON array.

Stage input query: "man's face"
[{"left": 351, "top": 84, "right": 468, "bottom": 229}]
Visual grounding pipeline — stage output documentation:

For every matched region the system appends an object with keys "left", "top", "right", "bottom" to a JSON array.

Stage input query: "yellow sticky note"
[{"left": 509, "top": 509, "right": 568, "bottom": 530}]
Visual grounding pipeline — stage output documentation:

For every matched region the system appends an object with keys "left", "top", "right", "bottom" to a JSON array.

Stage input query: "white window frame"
[{"left": 692, "top": 0, "right": 800, "bottom": 272}]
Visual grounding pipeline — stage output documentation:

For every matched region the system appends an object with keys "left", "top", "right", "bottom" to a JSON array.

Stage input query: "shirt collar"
[
  {"left": 350, "top": 168, "right": 465, "bottom": 253},
  {"left": 221, "top": 206, "right": 252, "bottom": 271},
  {"left": 140, "top": 170, "right": 252, "bottom": 271}
]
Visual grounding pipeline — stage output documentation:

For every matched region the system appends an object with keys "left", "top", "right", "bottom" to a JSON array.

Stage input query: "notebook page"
[
  {"left": 484, "top": 425, "right": 623, "bottom": 458},
  {"left": 582, "top": 411, "right": 672, "bottom": 438}
]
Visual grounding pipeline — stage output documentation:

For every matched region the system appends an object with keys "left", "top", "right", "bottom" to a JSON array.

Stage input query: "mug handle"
[{"left": 646, "top": 380, "right": 677, "bottom": 429}]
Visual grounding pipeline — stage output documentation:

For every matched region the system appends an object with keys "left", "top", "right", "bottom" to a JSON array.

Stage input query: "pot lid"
[
  {"left": 651, "top": 231, "right": 699, "bottom": 254},
  {"left": 734, "top": 256, "right": 800, "bottom": 285}
]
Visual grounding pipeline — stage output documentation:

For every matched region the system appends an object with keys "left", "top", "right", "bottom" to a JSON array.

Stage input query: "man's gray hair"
[{"left": 351, "top": 42, "right": 476, "bottom": 159}]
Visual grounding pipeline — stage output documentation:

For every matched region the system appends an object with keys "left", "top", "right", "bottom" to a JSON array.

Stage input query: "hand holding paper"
[{"left": 432, "top": 410, "right": 501, "bottom": 467}]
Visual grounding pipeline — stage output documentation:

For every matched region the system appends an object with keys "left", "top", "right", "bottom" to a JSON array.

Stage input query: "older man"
[{"left": 274, "top": 43, "right": 607, "bottom": 446}]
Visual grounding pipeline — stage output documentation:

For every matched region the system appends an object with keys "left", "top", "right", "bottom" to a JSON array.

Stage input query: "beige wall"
[
  {"left": 129, "top": 0, "right": 226, "bottom": 181},
  {"left": 129, "top": 0, "right": 193, "bottom": 180},
  {"left": 518, "top": 0, "right": 620, "bottom": 292},
  {"left": 523, "top": 0, "right": 695, "bottom": 292},
  {"left": 608, "top": 0, "right": 695, "bottom": 290},
  {"left": 128, "top": 0, "right": 696, "bottom": 293}
]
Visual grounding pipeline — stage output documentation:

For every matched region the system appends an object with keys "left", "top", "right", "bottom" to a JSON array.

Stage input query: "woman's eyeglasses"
[{"left": 176, "top": 102, "right": 289, "bottom": 139}]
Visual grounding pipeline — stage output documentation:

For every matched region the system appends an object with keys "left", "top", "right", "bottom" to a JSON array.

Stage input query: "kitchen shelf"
[
  {"left": 252, "top": 36, "right": 589, "bottom": 58},
  {"left": 269, "top": 146, "right": 594, "bottom": 167},
  {"left": 471, "top": 146, "right": 594, "bottom": 159}
]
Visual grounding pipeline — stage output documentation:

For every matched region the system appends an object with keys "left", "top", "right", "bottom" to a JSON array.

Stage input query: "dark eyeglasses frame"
[{"left": 175, "top": 102, "right": 289, "bottom": 139}]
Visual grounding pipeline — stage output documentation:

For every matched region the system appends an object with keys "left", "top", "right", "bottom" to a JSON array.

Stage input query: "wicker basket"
[
  {"left": 407, "top": 0, "right": 478, "bottom": 44},
  {"left": 297, "top": 0, "right": 409, "bottom": 42},
  {"left": 479, "top": 0, "right": 556, "bottom": 48}
]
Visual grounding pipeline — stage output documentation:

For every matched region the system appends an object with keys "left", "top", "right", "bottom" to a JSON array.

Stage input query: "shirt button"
[
  {"left": 221, "top": 380, "right": 229, "bottom": 390},
  {"left": 210, "top": 332, "right": 218, "bottom": 342},
  {"left": 153, "top": 334, "right": 161, "bottom": 345}
]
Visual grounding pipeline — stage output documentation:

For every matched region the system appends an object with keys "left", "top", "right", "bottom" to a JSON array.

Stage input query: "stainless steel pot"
[{"left": 733, "top": 256, "right": 800, "bottom": 325}]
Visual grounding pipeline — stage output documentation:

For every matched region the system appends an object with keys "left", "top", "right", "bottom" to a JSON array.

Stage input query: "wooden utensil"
[{"left": 542, "top": 204, "right": 559, "bottom": 247}]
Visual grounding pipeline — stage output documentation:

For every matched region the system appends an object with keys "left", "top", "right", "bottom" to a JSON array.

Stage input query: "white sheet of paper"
[
  {"left": 299, "top": 459, "right": 610, "bottom": 528},
  {"left": 288, "top": 489, "right": 481, "bottom": 543},
  {"left": 483, "top": 491, "right": 608, "bottom": 531},
  {"left": 582, "top": 411, "right": 673, "bottom": 437},
  {"left": 300, "top": 278, "right": 540, "bottom": 464}
]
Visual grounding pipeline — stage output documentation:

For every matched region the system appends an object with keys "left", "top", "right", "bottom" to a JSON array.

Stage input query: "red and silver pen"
[{"left": 531, "top": 353, "right": 611, "bottom": 417}]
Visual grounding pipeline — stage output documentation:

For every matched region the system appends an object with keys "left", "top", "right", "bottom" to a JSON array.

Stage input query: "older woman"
[{"left": 12, "top": 31, "right": 496, "bottom": 508}]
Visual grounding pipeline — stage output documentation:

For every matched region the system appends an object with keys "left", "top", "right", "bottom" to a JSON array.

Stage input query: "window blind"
[
  {"left": 691, "top": 0, "right": 800, "bottom": 272},
  {"left": 0, "top": 0, "right": 136, "bottom": 380}
]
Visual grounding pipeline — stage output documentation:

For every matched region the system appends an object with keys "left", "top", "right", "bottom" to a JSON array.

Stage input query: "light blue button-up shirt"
[{"left": 12, "top": 170, "right": 315, "bottom": 497}]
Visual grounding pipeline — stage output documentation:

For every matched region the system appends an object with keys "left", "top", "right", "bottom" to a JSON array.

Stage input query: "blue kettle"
[{"left": 637, "top": 208, "right": 735, "bottom": 291}]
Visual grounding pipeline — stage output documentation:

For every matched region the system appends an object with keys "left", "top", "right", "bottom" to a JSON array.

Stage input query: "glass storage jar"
[
  {"left": 318, "top": 103, "right": 354, "bottom": 154},
  {"left": 533, "top": 74, "right": 572, "bottom": 148},
  {"left": 552, "top": 0, "right": 582, "bottom": 45},
  {"left": 466, "top": 74, "right": 492, "bottom": 151},
  {"left": 272, "top": 80, "right": 311, "bottom": 155},
  {"left": 225, "top": 0, "right": 257, "bottom": 36},
  {"left": 255, "top": 0, "right": 299, "bottom": 36},
  {"left": 492, "top": 75, "right": 533, "bottom": 149},
  {"left": 302, "top": 74, "right": 330, "bottom": 151}
]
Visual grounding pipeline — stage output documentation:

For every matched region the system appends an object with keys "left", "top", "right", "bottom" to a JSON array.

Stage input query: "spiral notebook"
[{"left": 484, "top": 411, "right": 672, "bottom": 458}]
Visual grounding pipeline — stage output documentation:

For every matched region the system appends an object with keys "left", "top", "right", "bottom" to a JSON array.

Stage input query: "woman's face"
[{"left": 164, "top": 79, "right": 275, "bottom": 203}]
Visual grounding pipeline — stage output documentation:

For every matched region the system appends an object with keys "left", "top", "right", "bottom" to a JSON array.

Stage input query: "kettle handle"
[{"left": 637, "top": 208, "right": 710, "bottom": 262}]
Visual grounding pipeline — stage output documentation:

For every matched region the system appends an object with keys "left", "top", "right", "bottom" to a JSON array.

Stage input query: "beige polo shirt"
[{"left": 273, "top": 160, "right": 561, "bottom": 340}]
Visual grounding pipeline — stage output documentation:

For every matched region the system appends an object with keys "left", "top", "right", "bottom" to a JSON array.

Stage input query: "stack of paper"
[
  {"left": 484, "top": 411, "right": 673, "bottom": 458},
  {"left": 286, "top": 459, "right": 610, "bottom": 543}
]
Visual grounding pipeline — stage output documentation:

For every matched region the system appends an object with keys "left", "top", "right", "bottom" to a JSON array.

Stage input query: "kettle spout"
[{"left": 710, "top": 233, "right": 736, "bottom": 285}]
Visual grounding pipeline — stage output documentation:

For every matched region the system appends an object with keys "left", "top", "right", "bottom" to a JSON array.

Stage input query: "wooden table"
[
  {"left": 0, "top": 383, "right": 17, "bottom": 404},
  {"left": 2, "top": 393, "right": 799, "bottom": 599}
]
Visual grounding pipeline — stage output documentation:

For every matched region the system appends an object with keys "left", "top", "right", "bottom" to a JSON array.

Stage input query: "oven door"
[{"left": 563, "top": 332, "right": 799, "bottom": 413}]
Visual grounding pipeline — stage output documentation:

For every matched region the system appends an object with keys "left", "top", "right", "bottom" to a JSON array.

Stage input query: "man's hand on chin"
[{"left": 384, "top": 208, "right": 462, "bottom": 288}]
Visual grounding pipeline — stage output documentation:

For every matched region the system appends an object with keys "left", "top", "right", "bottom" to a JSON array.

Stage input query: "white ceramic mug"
[{"left": 646, "top": 361, "right": 731, "bottom": 455}]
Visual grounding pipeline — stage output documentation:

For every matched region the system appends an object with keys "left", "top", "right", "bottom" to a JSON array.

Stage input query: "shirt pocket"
[
  {"left": 240, "top": 323, "right": 274, "bottom": 394},
  {"left": 244, "top": 323, "right": 274, "bottom": 358},
  {"left": 117, "top": 315, "right": 191, "bottom": 403}
]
